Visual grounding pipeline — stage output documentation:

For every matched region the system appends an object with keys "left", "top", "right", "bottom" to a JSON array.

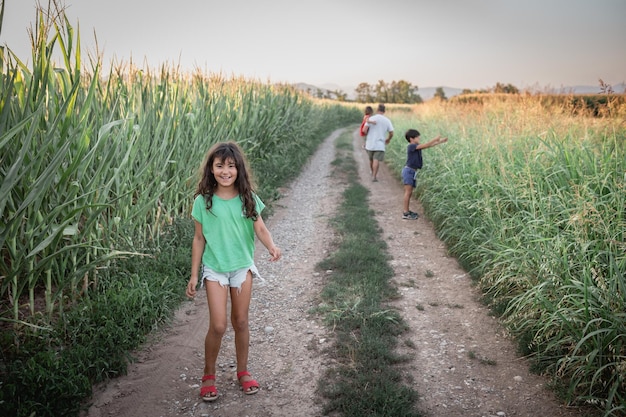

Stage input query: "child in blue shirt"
[{"left": 401, "top": 129, "right": 447, "bottom": 219}]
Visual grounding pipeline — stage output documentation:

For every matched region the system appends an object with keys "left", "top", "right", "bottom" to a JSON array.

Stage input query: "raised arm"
[{"left": 416, "top": 135, "right": 447, "bottom": 150}]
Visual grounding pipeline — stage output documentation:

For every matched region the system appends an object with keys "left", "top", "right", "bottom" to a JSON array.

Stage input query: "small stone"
[
  {"left": 264, "top": 326, "right": 274, "bottom": 333},
  {"left": 513, "top": 375, "right": 523, "bottom": 382}
]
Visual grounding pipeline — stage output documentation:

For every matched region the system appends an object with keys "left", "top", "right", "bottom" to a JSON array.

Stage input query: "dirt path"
[{"left": 83, "top": 128, "right": 589, "bottom": 417}]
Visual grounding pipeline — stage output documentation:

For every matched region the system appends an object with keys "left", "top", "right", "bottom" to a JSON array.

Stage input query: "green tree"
[
  {"left": 389, "top": 80, "right": 421, "bottom": 103},
  {"left": 333, "top": 90, "right": 347, "bottom": 102},
  {"left": 374, "top": 80, "right": 390, "bottom": 103},
  {"left": 355, "top": 82, "right": 374, "bottom": 103},
  {"left": 434, "top": 87, "right": 447, "bottom": 101},
  {"left": 493, "top": 82, "right": 519, "bottom": 94},
  {"left": 356, "top": 80, "right": 425, "bottom": 103}
]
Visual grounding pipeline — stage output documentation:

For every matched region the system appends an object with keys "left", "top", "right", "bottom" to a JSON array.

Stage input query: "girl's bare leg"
[
  {"left": 204, "top": 281, "right": 229, "bottom": 380},
  {"left": 230, "top": 272, "right": 254, "bottom": 384}
]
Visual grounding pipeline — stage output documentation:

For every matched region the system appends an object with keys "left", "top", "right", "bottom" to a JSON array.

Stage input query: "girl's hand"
[
  {"left": 186, "top": 278, "right": 198, "bottom": 298},
  {"left": 268, "top": 246, "right": 282, "bottom": 262}
]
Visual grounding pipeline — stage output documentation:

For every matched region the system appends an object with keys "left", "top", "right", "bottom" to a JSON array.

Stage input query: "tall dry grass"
[{"left": 385, "top": 97, "right": 625, "bottom": 416}]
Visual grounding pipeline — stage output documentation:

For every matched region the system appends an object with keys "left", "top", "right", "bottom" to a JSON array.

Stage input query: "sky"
[{"left": 2, "top": 0, "right": 625, "bottom": 93}]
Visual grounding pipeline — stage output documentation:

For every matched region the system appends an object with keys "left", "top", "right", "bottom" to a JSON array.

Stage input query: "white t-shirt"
[{"left": 365, "top": 114, "right": 394, "bottom": 151}]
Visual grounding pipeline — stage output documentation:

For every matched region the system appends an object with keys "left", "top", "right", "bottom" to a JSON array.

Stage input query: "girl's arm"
[
  {"left": 254, "top": 215, "right": 281, "bottom": 261},
  {"left": 186, "top": 220, "right": 205, "bottom": 298}
]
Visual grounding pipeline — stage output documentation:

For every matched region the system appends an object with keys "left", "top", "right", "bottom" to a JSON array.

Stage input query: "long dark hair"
[{"left": 195, "top": 141, "right": 258, "bottom": 219}]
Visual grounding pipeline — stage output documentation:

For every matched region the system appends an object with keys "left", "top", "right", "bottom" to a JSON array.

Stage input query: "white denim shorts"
[{"left": 201, "top": 264, "right": 261, "bottom": 289}]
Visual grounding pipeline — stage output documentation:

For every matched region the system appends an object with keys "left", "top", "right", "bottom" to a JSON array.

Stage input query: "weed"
[
  {"left": 468, "top": 350, "right": 497, "bottom": 366},
  {"left": 401, "top": 279, "right": 417, "bottom": 287}
]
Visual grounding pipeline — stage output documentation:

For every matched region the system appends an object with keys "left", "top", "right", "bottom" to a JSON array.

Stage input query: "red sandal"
[
  {"left": 237, "top": 371, "right": 259, "bottom": 395},
  {"left": 200, "top": 375, "right": 218, "bottom": 402}
]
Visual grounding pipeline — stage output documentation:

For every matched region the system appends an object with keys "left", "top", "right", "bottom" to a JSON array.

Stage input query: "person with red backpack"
[{"left": 359, "top": 105, "right": 375, "bottom": 141}]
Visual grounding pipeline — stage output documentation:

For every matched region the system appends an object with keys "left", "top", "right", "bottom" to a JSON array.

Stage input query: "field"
[
  {"left": 382, "top": 98, "right": 625, "bottom": 415},
  {"left": 1, "top": 7, "right": 625, "bottom": 417},
  {"left": 0, "top": 12, "right": 359, "bottom": 416}
]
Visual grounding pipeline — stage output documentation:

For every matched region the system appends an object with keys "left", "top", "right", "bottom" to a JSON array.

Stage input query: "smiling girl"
[{"left": 186, "top": 141, "right": 281, "bottom": 402}]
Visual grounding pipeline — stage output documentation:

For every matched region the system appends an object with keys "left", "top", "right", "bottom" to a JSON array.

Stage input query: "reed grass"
[{"left": 384, "top": 99, "right": 625, "bottom": 416}]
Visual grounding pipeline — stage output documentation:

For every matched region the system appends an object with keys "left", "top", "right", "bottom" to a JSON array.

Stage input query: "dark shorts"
[
  {"left": 402, "top": 166, "right": 418, "bottom": 187},
  {"left": 366, "top": 150, "right": 385, "bottom": 161}
]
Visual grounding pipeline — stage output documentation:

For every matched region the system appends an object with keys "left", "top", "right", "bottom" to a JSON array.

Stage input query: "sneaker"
[
  {"left": 402, "top": 211, "right": 418, "bottom": 220},
  {"left": 409, "top": 210, "right": 419, "bottom": 218}
]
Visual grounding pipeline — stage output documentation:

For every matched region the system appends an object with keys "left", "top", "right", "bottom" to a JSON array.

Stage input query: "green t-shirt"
[{"left": 192, "top": 193, "right": 265, "bottom": 272}]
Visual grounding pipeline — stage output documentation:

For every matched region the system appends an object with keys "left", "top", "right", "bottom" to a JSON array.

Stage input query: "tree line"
[{"left": 304, "top": 80, "right": 521, "bottom": 103}]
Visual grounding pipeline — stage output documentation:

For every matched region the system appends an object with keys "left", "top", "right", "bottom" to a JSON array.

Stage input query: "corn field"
[
  {"left": 1, "top": 5, "right": 359, "bottom": 416},
  {"left": 385, "top": 99, "right": 625, "bottom": 416},
  {"left": 0, "top": 7, "right": 358, "bottom": 328}
]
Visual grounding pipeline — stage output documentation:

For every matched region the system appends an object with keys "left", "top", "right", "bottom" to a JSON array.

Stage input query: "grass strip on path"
[{"left": 314, "top": 132, "right": 422, "bottom": 417}]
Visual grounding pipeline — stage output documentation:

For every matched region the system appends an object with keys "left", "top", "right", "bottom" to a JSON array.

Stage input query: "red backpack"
[{"left": 359, "top": 118, "right": 369, "bottom": 136}]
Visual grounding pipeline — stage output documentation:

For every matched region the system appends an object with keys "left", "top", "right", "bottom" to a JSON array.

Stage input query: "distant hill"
[
  {"left": 549, "top": 83, "right": 626, "bottom": 95},
  {"left": 417, "top": 87, "right": 463, "bottom": 100},
  {"left": 293, "top": 82, "right": 626, "bottom": 101}
]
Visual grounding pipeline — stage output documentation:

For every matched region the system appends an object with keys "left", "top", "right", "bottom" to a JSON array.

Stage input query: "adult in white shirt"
[{"left": 364, "top": 103, "right": 394, "bottom": 182}]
